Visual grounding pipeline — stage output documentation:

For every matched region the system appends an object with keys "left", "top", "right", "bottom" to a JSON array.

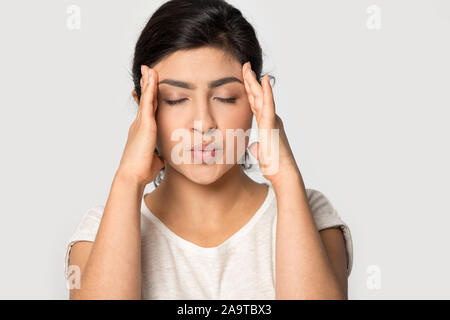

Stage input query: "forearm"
[
  {"left": 273, "top": 170, "right": 344, "bottom": 299},
  {"left": 73, "top": 170, "right": 145, "bottom": 299}
]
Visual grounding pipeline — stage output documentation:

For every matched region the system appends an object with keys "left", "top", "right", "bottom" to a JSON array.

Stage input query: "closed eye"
[
  {"left": 216, "top": 97, "right": 237, "bottom": 104},
  {"left": 165, "top": 97, "right": 237, "bottom": 105},
  {"left": 165, "top": 98, "right": 187, "bottom": 105}
]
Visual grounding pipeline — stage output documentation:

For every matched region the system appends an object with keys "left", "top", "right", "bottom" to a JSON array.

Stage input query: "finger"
[
  {"left": 244, "top": 63, "right": 263, "bottom": 98},
  {"left": 151, "top": 69, "right": 159, "bottom": 116},
  {"left": 261, "top": 74, "right": 276, "bottom": 117},
  {"left": 242, "top": 63, "right": 257, "bottom": 114},
  {"left": 249, "top": 94, "right": 256, "bottom": 113},
  {"left": 136, "top": 65, "right": 147, "bottom": 119},
  {"left": 244, "top": 77, "right": 256, "bottom": 114},
  {"left": 244, "top": 64, "right": 264, "bottom": 112},
  {"left": 140, "top": 65, "right": 148, "bottom": 91},
  {"left": 135, "top": 66, "right": 146, "bottom": 122},
  {"left": 243, "top": 63, "right": 252, "bottom": 94},
  {"left": 139, "top": 66, "right": 155, "bottom": 120}
]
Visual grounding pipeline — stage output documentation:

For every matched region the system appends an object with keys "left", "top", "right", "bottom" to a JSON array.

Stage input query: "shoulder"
[
  {"left": 305, "top": 188, "right": 336, "bottom": 213},
  {"left": 66, "top": 205, "right": 105, "bottom": 246},
  {"left": 76, "top": 205, "right": 105, "bottom": 232},
  {"left": 64, "top": 205, "right": 105, "bottom": 284},
  {"left": 305, "top": 188, "right": 344, "bottom": 229},
  {"left": 305, "top": 188, "right": 353, "bottom": 277}
]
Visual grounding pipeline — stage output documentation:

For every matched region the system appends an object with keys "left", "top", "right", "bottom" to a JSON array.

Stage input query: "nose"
[{"left": 190, "top": 98, "right": 218, "bottom": 136}]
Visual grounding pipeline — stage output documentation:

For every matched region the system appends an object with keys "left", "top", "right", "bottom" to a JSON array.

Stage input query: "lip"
[
  {"left": 191, "top": 148, "right": 217, "bottom": 163},
  {"left": 189, "top": 142, "right": 221, "bottom": 151}
]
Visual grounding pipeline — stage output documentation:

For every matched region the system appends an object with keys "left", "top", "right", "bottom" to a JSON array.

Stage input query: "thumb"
[{"left": 248, "top": 142, "right": 259, "bottom": 161}]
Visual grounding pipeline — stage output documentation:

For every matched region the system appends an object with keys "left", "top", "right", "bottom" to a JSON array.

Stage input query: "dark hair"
[{"left": 130, "top": 0, "right": 276, "bottom": 188}]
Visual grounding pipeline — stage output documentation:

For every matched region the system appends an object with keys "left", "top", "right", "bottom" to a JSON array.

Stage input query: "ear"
[{"left": 131, "top": 89, "right": 139, "bottom": 104}]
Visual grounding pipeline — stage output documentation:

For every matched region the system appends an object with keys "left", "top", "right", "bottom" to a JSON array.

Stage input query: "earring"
[{"left": 243, "top": 148, "right": 253, "bottom": 170}]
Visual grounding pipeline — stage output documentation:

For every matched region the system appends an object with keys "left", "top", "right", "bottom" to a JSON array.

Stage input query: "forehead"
[{"left": 152, "top": 47, "right": 242, "bottom": 83}]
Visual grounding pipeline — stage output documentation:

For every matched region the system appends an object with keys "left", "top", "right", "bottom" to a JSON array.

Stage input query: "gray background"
[{"left": 0, "top": 0, "right": 449, "bottom": 299}]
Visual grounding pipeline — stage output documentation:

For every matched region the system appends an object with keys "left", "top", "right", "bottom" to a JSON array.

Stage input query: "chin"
[{"left": 182, "top": 163, "right": 232, "bottom": 186}]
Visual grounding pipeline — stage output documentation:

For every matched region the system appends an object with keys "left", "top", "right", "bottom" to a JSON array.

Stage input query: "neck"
[{"left": 154, "top": 165, "right": 257, "bottom": 226}]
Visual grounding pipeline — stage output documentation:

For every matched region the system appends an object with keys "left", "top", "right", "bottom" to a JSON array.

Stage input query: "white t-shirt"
[{"left": 64, "top": 182, "right": 353, "bottom": 299}]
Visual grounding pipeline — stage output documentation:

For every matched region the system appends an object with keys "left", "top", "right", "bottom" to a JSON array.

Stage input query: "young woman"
[{"left": 64, "top": 0, "right": 353, "bottom": 300}]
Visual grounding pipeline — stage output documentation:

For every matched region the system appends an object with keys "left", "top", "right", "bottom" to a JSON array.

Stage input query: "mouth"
[
  {"left": 189, "top": 142, "right": 222, "bottom": 152},
  {"left": 191, "top": 149, "right": 216, "bottom": 163},
  {"left": 186, "top": 141, "right": 223, "bottom": 163},
  {"left": 189, "top": 147, "right": 222, "bottom": 152},
  {"left": 190, "top": 142, "right": 217, "bottom": 151},
  {"left": 189, "top": 146, "right": 222, "bottom": 163}
]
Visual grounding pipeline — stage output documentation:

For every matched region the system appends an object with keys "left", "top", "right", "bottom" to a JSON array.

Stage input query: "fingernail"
[
  {"left": 248, "top": 61, "right": 252, "bottom": 70},
  {"left": 141, "top": 65, "right": 145, "bottom": 76}
]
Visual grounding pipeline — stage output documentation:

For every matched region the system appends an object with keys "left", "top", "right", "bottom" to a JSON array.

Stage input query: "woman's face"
[{"left": 138, "top": 46, "right": 253, "bottom": 185}]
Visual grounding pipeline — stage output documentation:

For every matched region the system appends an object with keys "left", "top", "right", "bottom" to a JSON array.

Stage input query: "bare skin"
[
  {"left": 139, "top": 47, "right": 269, "bottom": 248},
  {"left": 241, "top": 61, "right": 348, "bottom": 299},
  {"left": 143, "top": 166, "right": 268, "bottom": 248},
  {"left": 68, "top": 46, "right": 348, "bottom": 300}
]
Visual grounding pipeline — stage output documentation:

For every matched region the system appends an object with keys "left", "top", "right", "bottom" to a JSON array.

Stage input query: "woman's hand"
[
  {"left": 117, "top": 65, "right": 165, "bottom": 186},
  {"left": 242, "top": 62, "right": 300, "bottom": 187}
]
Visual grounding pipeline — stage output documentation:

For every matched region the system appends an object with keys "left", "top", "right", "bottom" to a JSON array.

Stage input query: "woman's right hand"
[{"left": 117, "top": 65, "right": 165, "bottom": 186}]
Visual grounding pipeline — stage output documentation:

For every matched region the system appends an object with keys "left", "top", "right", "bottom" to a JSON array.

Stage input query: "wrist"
[
  {"left": 269, "top": 166, "right": 304, "bottom": 192},
  {"left": 114, "top": 169, "right": 147, "bottom": 191}
]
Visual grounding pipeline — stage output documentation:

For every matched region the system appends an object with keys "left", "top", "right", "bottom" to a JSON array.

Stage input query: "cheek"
[
  {"left": 221, "top": 106, "right": 253, "bottom": 130},
  {"left": 220, "top": 108, "right": 253, "bottom": 161},
  {"left": 155, "top": 104, "right": 253, "bottom": 158},
  {"left": 155, "top": 111, "right": 182, "bottom": 154}
]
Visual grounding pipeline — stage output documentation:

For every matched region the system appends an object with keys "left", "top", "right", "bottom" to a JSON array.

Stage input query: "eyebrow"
[{"left": 158, "top": 76, "right": 243, "bottom": 89}]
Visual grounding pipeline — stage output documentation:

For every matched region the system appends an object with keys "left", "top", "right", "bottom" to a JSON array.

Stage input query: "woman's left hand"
[{"left": 242, "top": 61, "right": 300, "bottom": 187}]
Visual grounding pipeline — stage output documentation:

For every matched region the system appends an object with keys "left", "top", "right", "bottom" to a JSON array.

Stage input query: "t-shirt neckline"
[{"left": 141, "top": 182, "right": 274, "bottom": 255}]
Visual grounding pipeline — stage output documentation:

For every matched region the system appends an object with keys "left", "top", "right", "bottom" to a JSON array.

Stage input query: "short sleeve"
[
  {"left": 64, "top": 205, "right": 105, "bottom": 282},
  {"left": 306, "top": 189, "right": 354, "bottom": 277}
]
